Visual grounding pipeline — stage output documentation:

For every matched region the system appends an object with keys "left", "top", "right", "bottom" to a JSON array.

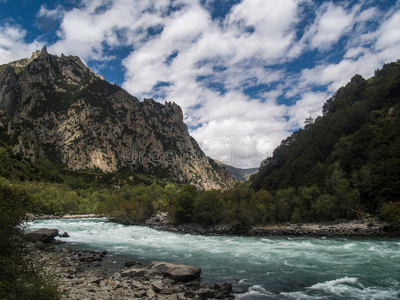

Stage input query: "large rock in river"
[
  {"left": 146, "top": 261, "right": 201, "bottom": 281},
  {"left": 26, "top": 228, "right": 59, "bottom": 243}
]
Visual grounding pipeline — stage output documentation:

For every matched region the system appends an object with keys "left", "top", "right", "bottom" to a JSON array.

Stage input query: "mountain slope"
[
  {"left": 215, "top": 161, "right": 258, "bottom": 181},
  {"left": 251, "top": 60, "right": 400, "bottom": 216},
  {"left": 0, "top": 47, "right": 233, "bottom": 190}
]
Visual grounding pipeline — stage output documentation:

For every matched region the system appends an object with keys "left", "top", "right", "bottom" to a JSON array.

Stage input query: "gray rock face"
[
  {"left": 0, "top": 48, "right": 234, "bottom": 190},
  {"left": 146, "top": 261, "right": 201, "bottom": 282},
  {"left": 25, "top": 228, "right": 59, "bottom": 243}
]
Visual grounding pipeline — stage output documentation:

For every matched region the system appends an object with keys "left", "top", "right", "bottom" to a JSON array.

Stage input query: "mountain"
[
  {"left": 215, "top": 161, "right": 258, "bottom": 181},
  {"left": 250, "top": 60, "right": 400, "bottom": 219},
  {"left": 0, "top": 47, "right": 234, "bottom": 190}
]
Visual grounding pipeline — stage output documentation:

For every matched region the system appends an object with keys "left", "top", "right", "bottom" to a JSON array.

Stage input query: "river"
[{"left": 26, "top": 218, "right": 400, "bottom": 299}]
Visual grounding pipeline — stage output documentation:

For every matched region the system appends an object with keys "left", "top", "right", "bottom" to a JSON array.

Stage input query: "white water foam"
[{"left": 282, "top": 277, "right": 400, "bottom": 300}]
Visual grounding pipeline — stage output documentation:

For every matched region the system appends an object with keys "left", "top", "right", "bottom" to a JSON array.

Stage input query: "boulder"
[
  {"left": 34, "top": 241, "right": 46, "bottom": 250},
  {"left": 61, "top": 246, "right": 72, "bottom": 253},
  {"left": 124, "top": 260, "right": 142, "bottom": 267},
  {"left": 151, "top": 280, "right": 164, "bottom": 292},
  {"left": 146, "top": 261, "right": 201, "bottom": 282},
  {"left": 121, "top": 267, "right": 146, "bottom": 278},
  {"left": 25, "top": 228, "right": 59, "bottom": 243}
]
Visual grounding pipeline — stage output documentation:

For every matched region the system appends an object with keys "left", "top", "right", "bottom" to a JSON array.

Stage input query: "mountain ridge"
[{"left": 0, "top": 47, "right": 234, "bottom": 190}]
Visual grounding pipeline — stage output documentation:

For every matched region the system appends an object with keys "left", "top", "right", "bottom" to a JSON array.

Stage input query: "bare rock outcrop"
[{"left": 0, "top": 48, "right": 234, "bottom": 190}]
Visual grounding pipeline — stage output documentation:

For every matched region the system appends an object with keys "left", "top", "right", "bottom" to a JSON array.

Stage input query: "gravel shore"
[
  {"left": 142, "top": 212, "right": 400, "bottom": 238},
  {"left": 29, "top": 242, "right": 236, "bottom": 300}
]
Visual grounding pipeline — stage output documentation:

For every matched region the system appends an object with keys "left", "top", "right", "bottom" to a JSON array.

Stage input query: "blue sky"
[{"left": 1, "top": 0, "right": 399, "bottom": 167}]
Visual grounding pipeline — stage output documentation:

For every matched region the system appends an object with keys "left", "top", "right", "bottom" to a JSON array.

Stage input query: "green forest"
[{"left": 252, "top": 60, "right": 400, "bottom": 224}]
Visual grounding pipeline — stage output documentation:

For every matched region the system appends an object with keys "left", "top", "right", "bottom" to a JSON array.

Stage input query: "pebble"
[{"left": 27, "top": 244, "right": 235, "bottom": 300}]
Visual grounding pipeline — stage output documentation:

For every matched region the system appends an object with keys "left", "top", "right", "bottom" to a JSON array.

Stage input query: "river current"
[{"left": 26, "top": 218, "right": 400, "bottom": 299}]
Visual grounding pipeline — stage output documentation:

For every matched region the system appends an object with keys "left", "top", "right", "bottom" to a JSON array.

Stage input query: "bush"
[
  {"left": 193, "top": 190, "right": 222, "bottom": 225},
  {"left": 381, "top": 202, "right": 400, "bottom": 223},
  {"left": 0, "top": 178, "right": 60, "bottom": 299},
  {"left": 172, "top": 185, "right": 198, "bottom": 224},
  {"left": 220, "top": 184, "right": 258, "bottom": 227}
]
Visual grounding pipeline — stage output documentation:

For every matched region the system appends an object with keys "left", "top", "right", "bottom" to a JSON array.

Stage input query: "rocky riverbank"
[
  {"left": 28, "top": 214, "right": 101, "bottom": 220},
  {"left": 142, "top": 212, "right": 400, "bottom": 238},
  {"left": 26, "top": 228, "right": 236, "bottom": 300}
]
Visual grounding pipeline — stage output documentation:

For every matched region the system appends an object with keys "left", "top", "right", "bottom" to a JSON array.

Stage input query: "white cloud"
[
  {"left": 2, "top": 0, "right": 400, "bottom": 168},
  {"left": 37, "top": 5, "right": 65, "bottom": 20},
  {"left": 305, "top": 2, "right": 357, "bottom": 51},
  {"left": 375, "top": 10, "right": 400, "bottom": 51},
  {"left": 0, "top": 24, "right": 42, "bottom": 64}
]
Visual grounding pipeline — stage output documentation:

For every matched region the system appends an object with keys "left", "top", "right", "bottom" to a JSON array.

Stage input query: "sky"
[{"left": 1, "top": 0, "right": 399, "bottom": 168}]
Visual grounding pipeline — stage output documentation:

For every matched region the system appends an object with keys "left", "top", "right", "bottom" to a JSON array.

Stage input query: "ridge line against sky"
[{"left": 1, "top": 0, "right": 399, "bottom": 168}]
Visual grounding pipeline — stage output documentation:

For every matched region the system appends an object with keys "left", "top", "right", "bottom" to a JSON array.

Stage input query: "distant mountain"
[
  {"left": 250, "top": 60, "right": 400, "bottom": 217},
  {"left": 215, "top": 161, "right": 258, "bottom": 181},
  {"left": 0, "top": 47, "right": 234, "bottom": 190}
]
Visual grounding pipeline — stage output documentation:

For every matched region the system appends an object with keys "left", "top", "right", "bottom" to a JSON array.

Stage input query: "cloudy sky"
[{"left": 1, "top": 0, "right": 399, "bottom": 168}]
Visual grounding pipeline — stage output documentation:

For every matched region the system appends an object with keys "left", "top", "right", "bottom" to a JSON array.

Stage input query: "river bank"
[
  {"left": 28, "top": 213, "right": 101, "bottom": 220},
  {"left": 141, "top": 212, "right": 400, "bottom": 238},
  {"left": 29, "top": 212, "right": 400, "bottom": 238},
  {"left": 27, "top": 229, "right": 235, "bottom": 300}
]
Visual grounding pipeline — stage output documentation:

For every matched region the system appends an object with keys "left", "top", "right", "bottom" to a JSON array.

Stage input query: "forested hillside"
[{"left": 251, "top": 60, "right": 400, "bottom": 223}]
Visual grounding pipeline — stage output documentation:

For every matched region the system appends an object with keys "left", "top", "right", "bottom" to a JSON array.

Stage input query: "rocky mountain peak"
[
  {"left": 0, "top": 50, "right": 234, "bottom": 190},
  {"left": 31, "top": 46, "right": 49, "bottom": 60}
]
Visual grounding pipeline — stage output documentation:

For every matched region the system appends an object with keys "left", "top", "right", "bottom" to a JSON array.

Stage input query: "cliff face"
[{"left": 0, "top": 47, "right": 234, "bottom": 190}]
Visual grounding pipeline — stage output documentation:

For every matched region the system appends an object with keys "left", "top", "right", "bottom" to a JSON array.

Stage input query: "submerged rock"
[{"left": 59, "top": 231, "right": 70, "bottom": 238}]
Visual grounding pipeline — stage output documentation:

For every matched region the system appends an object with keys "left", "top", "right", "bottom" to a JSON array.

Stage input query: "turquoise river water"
[{"left": 26, "top": 218, "right": 400, "bottom": 299}]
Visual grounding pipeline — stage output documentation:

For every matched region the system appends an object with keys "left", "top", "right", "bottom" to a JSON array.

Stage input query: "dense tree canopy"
[{"left": 251, "top": 60, "right": 400, "bottom": 221}]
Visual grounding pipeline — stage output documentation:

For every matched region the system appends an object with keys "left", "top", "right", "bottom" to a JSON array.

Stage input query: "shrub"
[
  {"left": 0, "top": 178, "right": 60, "bottom": 299},
  {"left": 193, "top": 190, "right": 222, "bottom": 225},
  {"left": 381, "top": 202, "right": 400, "bottom": 223}
]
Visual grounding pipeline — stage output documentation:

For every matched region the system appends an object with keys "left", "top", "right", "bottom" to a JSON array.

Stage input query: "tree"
[
  {"left": 172, "top": 185, "right": 198, "bottom": 224},
  {"left": 193, "top": 190, "right": 222, "bottom": 225},
  {"left": 0, "top": 178, "right": 59, "bottom": 299}
]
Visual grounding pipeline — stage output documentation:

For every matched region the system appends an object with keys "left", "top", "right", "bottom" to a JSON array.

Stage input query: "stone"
[
  {"left": 61, "top": 246, "right": 72, "bottom": 253},
  {"left": 112, "top": 272, "right": 121, "bottom": 281},
  {"left": 128, "top": 268, "right": 146, "bottom": 278},
  {"left": 121, "top": 270, "right": 131, "bottom": 278},
  {"left": 147, "top": 288, "right": 156, "bottom": 299},
  {"left": 25, "top": 228, "right": 59, "bottom": 243},
  {"left": 60, "top": 258, "right": 71, "bottom": 267},
  {"left": 134, "top": 290, "right": 147, "bottom": 297},
  {"left": 151, "top": 280, "right": 164, "bottom": 292},
  {"left": 59, "top": 231, "right": 70, "bottom": 237},
  {"left": 184, "top": 291, "right": 197, "bottom": 298},
  {"left": 131, "top": 280, "right": 144, "bottom": 289},
  {"left": 197, "top": 288, "right": 216, "bottom": 299},
  {"left": 124, "top": 260, "right": 142, "bottom": 267},
  {"left": 146, "top": 261, "right": 201, "bottom": 282},
  {"left": 89, "top": 277, "right": 102, "bottom": 285},
  {"left": 53, "top": 239, "right": 67, "bottom": 244},
  {"left": 34, "top": 241, "right": 46, "bottom": 250}
]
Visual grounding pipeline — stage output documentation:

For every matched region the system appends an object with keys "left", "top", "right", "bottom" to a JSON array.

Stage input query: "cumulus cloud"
[
  {"left": 0, "top": 24, "right": 42, "bottom": 64},
  {"left": 306, "top": 2, "right": 357, "bottom": 51},
  {"left": 1, "top": 0, "right": 400, "bottom": 167}
]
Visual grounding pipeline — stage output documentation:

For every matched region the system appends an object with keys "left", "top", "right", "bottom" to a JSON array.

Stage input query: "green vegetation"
[
  {"left": 251, "top": 60, "right": 400, "bottom": 223},
  {"left": 0, "top": 179, "right": 60, "bottom": 299}
]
